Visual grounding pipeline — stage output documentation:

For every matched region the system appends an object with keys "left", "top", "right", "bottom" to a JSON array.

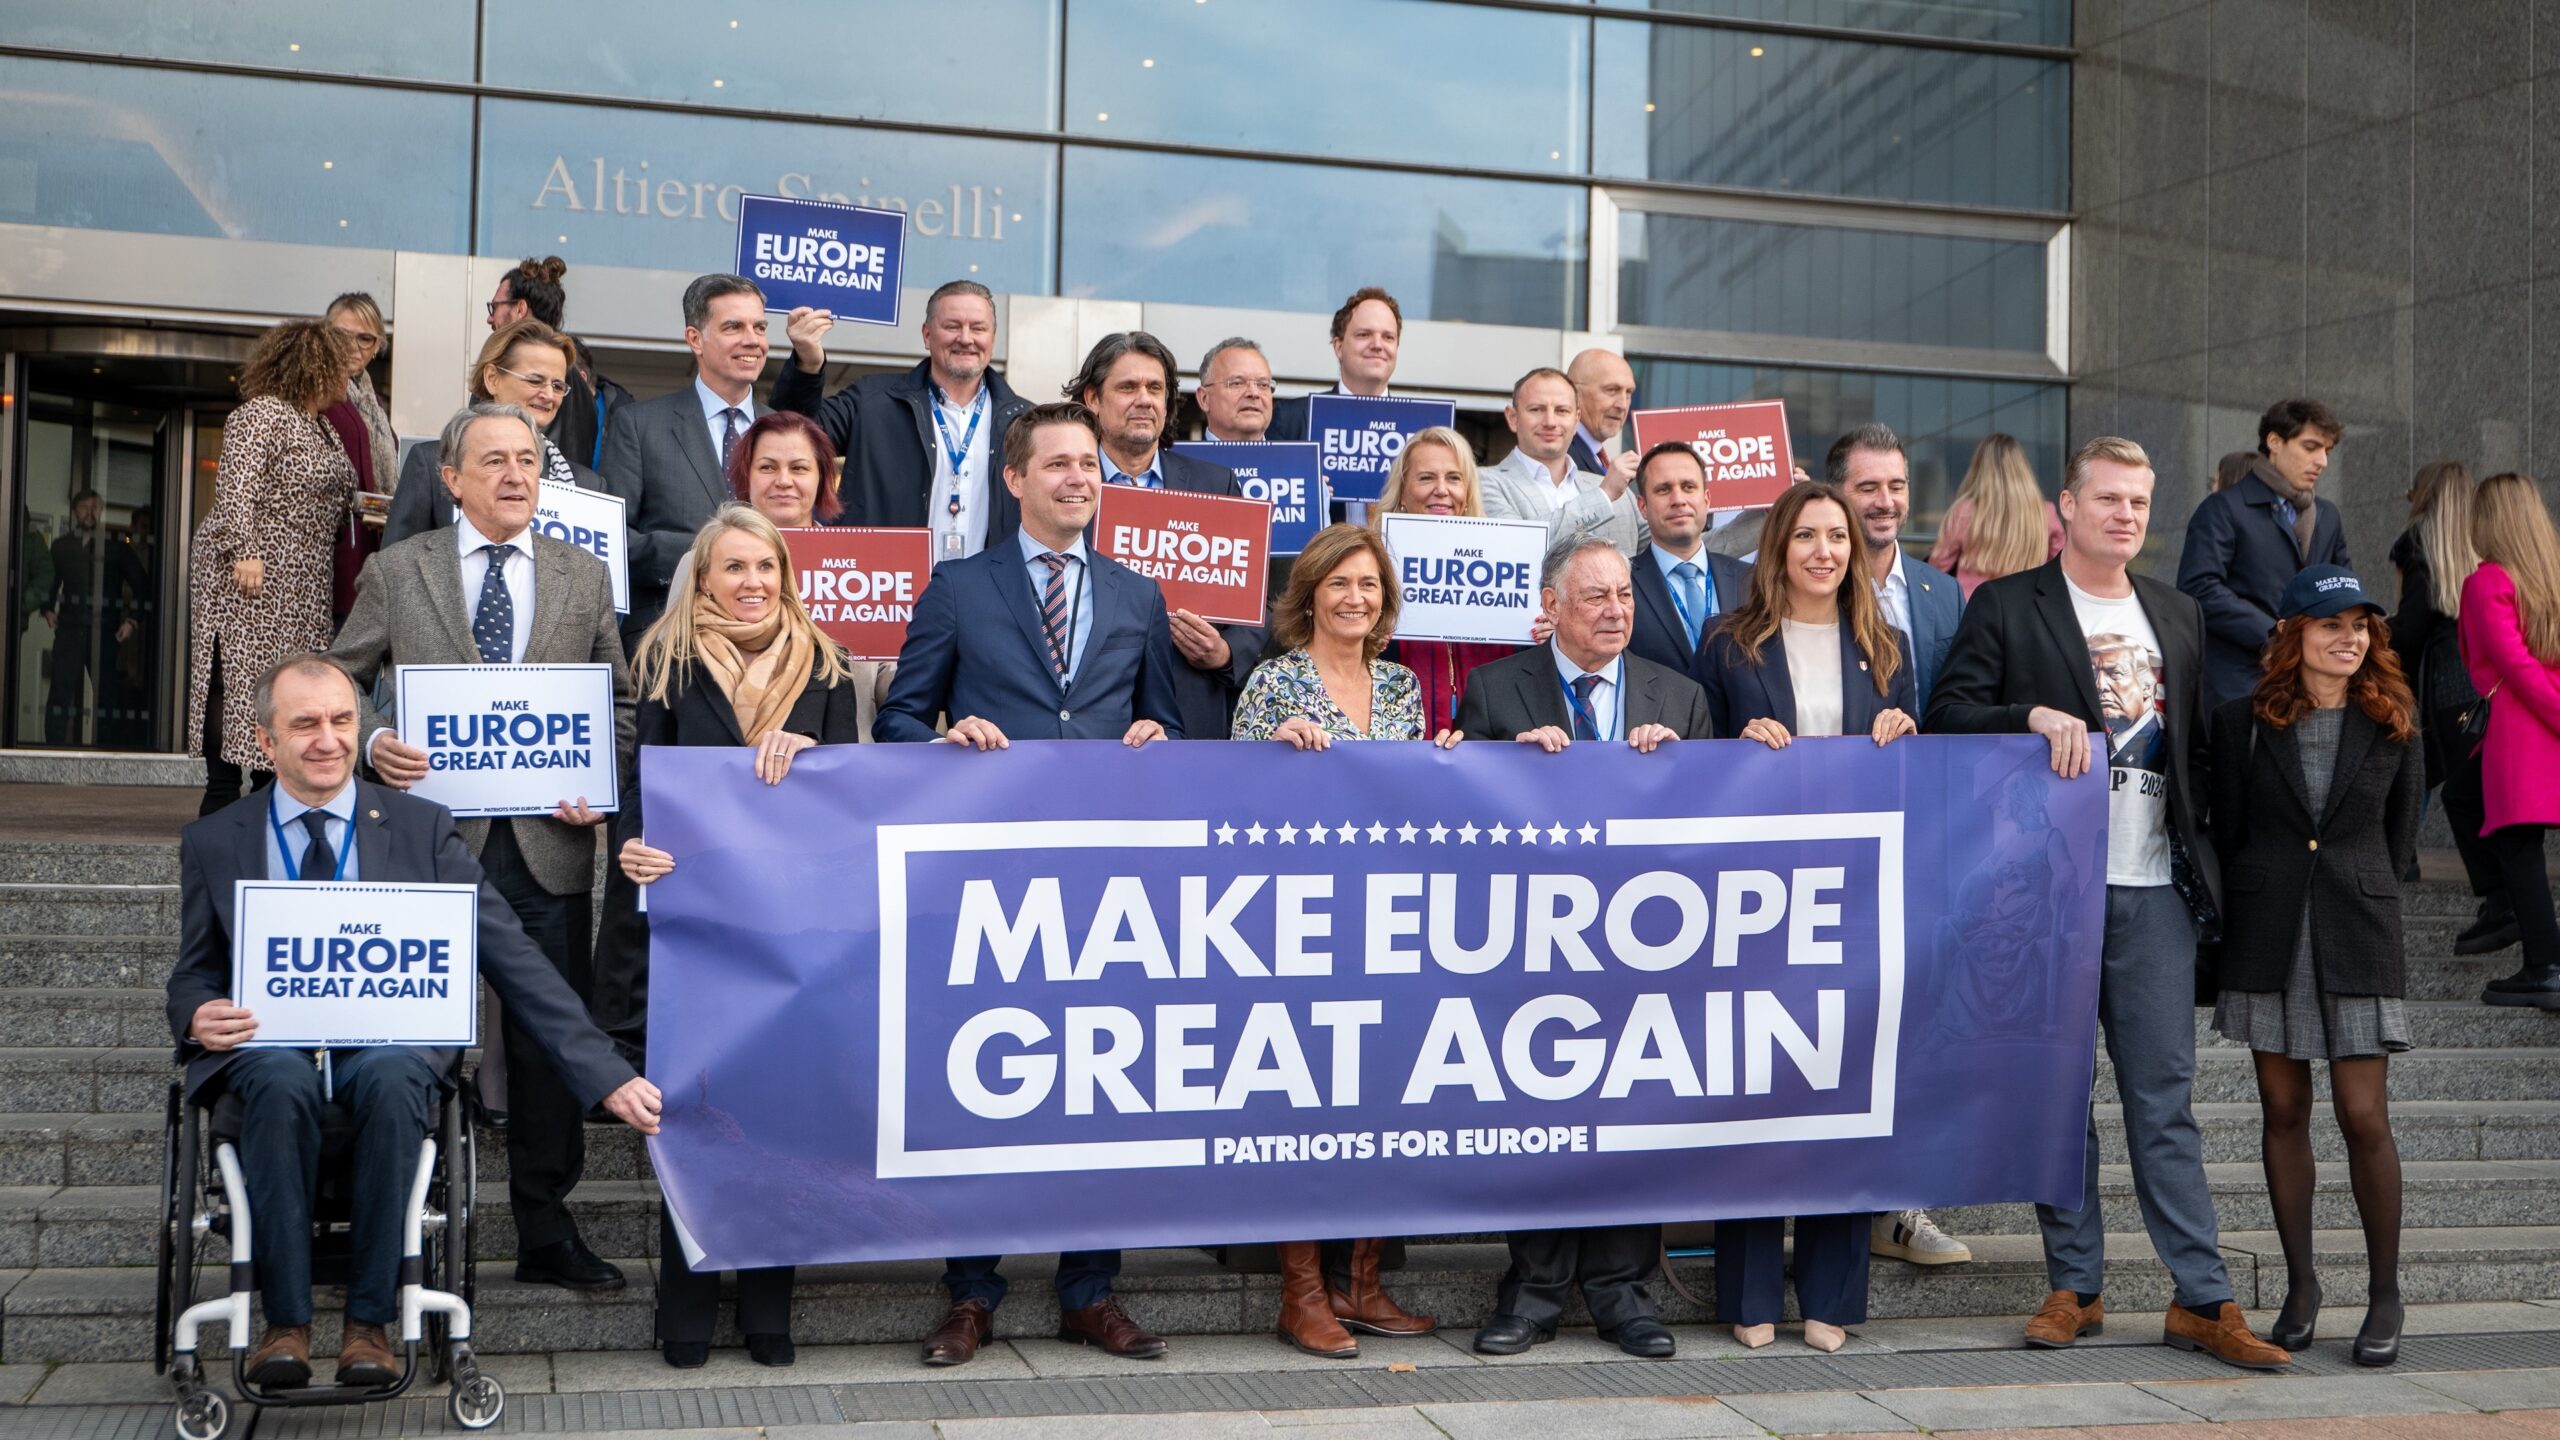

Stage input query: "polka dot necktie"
[{"left": 474, "top": 544, "right": 516, "bottom": 665}]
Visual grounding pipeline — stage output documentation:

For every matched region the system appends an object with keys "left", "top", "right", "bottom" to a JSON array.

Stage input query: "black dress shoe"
[
  {"left": 2455, "top": 907, "right": 2522, "bottom": 956},
  {"left": 2482, "top": 969, "right": 2560, "bottom": 1009},
  {"left": 747, "top": 1333, "right": 796, "bottom": 1367},
  {"left": 1601, "top": 1316, "right": 1676, "bottom": 1358},
  {"left": 516, "top": 1237, "right": 626, "bottom": 1291},
  {"left": 661, "top": 1340, "right": 709, "bottom": 1369},
  {"left": 1471, "top": 1314, "right": 1556, "bottom": 1355},
  {"left": 2353, "top": 1299, "right": 2404, "bottom": 1367}
]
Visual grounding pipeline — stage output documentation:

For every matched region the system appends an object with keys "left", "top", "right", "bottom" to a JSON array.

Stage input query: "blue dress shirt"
[
  {"left": 265, "top": 781, "right": 360, "bottom": 883},
  {"left": 1016, "top": 528, "right": 1098, "bottom": 684}
]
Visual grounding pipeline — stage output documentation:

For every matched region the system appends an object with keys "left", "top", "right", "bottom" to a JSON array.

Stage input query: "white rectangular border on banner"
[
  {"left": 393, "top": 663, "right": 621, "bottom": 819},
  {"left": 1377, "top": 512, "right": 1548, "bottom": 645},
  {"left": 870, "top": 812, "right": 1902, "bottom": 1178},
  {"left": 230, "top": 881, "right": 481, "bottom": 1048}
]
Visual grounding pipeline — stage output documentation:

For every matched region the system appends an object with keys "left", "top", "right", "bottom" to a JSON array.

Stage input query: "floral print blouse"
[{"left": 1232, "top": 649, "right": 1425, "bottom": 742}]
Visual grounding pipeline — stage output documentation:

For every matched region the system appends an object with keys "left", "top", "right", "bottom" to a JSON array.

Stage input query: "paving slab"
[
  {"left": 1008, "top": 1330, "right": 1469, "bottom": 1378},
  {"left": 22, "top": 1359, "right": 159, "bottom": 1404},
  {"left": 2406, "top": 1365, "right": 2560, "bottom": 1411},
  {"left": 933, "top": 1415, "right": 1295, "bottom": 1440},
  {"left": 764, "top": 1427, "right": 941, "bottom": 1440},
  {"left": 1419, "top": 1396, "right": 1763, "bottom": 1438},
  {"left": 1864, "top": 1381, "right": 2205, "bottom": 1430},
  {"left": 1714, "top": 1388, "right": 1921, "bottom": 1434},
  {"left": 1257, "top": 1410, "right": 1450, "bottom": 1434},
  {"left": 0, "top": 1362, "right": 46, "bottom": 1403},
  {"left": 2134, "top": 1373, "right": 2476, "bottom": 1422}
]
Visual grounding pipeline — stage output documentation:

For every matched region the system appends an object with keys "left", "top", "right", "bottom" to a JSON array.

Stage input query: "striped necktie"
[{"left": 1038, "top": 551, "right": 1071, "bottom": 680}]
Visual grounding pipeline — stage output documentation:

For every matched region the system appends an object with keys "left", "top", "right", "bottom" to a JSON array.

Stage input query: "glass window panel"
[
  {"left": 477, "top": 99, "right": 1057, "bottom": 298},
  {"left": 0, "top": 0, "right": 474, "bottom": 81},
  {"left": 1616, "top": 0, "right": 2068, "bottom": 48},
  {"left": 1593, "top": 20, "right": 2067, "bottom": 210},
  {"left": 0, "top": 57, "right": 472, "bottom": 250},
  {"left": 1060, "top": 148, "right": 1584, "bottom": 329},
  {"left": 1619, "top": 213, "right": 2045, "bottom": 352},
  {"left": 1628, "top": 357, "right": 2063, "bottom": 535},
  {"left": 479, "top": 0, "right": 1060, "bottom": 132},
  {"left": 1065, "top": 0, "right": 1585, "bottom": 173}
]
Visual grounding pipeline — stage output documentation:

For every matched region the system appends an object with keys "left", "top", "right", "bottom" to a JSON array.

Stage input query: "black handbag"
[{"left": 2458, "top": 683, "right": 2498, "bottom": 752}]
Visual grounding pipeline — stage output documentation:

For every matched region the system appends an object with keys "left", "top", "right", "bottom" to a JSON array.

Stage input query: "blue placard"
[
  {"left": 734, "top": 193, "right": 906, "bottom": 325},
  {"left": 1174, "top": 441, "right": 1325, "bottom": 555},
  {"left": 1306, "top": 394, "right": 1457, "bottom": 504}
]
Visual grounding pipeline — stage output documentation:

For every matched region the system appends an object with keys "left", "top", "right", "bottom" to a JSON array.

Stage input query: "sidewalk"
[{"left": 10, "top": 1303, "right": 2560, "bottom": 1437}]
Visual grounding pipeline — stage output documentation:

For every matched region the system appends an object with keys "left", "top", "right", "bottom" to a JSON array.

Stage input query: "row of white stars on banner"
[{"left": 1214, "top": 820, "right": 1604, "bottom": 845}]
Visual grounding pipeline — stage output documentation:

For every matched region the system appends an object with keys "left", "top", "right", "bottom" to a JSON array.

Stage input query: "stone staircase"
[{"left": 0, "top": 820, "right": 2554, "bottom": 1363}]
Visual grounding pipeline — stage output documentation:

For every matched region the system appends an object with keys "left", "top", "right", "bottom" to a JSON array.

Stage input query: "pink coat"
[{"left": 2459, "top": 562, "right": 2560, "bottom": 832}]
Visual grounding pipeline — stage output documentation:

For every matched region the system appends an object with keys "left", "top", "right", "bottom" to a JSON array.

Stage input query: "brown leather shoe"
[
  {"left": 1059, "top": 1295, "right": 1169, "bottom": 1359},
  {"left": 335, "top": 1320, "right": 399, "bottom": 1386},
  {"left": 921, "top": 1298, "right": 993, "bottom": 1367},
  {"left": 245, "top": 1323, "right": 312, "bottom": 1388},
  {"left": 1329, "top": 1237, "right": 1436, "bottom": 1337},
  {"left": 2164, "top": 1301, "right": 2292, "bottom": 1371},
  {"left": 1276, "top": 1241, "right": 1358, "bottom": 1358},
  {"left": 2022, "top": 1290, "right": 2105, "bottom": 1348}
]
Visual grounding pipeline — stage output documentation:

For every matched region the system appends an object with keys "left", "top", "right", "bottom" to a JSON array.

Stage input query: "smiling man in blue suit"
[{"left": 1831, "top": 424, "right": 1965, "bottom": 716}]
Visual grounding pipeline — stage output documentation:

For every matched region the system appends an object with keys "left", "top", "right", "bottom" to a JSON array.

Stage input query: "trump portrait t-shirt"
[{"left": 2066, "top": 575, "right": 2170, "bottom": 888}]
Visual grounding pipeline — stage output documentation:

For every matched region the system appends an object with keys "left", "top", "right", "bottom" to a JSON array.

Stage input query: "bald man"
[{"left": 1566, "top": 349, "right": 1637, "bottom": 486}]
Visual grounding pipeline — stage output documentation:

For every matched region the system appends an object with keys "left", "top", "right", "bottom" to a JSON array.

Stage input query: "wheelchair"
[{"left": 152, "top": 1066, "right": 504, "bottom": 1440}]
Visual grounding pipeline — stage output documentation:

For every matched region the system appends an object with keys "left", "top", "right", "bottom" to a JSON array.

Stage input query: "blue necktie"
[
  {"left": 1672, "top": 561, "right": 1708, "bottom": 648},
  {"left": 473, "top": 544, "right": 515, "bottom": 665},
  {"left": 719, "top": 408, "right": 744, "bottom": 469},
  {"left": 299, "top": 810, "right": 336, "bottom": 881},
  {"left": 1570, "top": 673, "right": 1602, "bottom": 742}
]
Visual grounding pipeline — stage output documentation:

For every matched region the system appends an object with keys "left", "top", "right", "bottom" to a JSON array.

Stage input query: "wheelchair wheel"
[
  {"left": 449, "top": 1371, "right": 504, "bottom": 1430},
  {"left": 455, "top": 1098, "right": 478, "bottom": 1311},
  {"left": 172, "top": 1386, "right": 229, "bottom": 1440},
  {"left": 155, "top": 1090, "right": 202, "bottom": 1376}
]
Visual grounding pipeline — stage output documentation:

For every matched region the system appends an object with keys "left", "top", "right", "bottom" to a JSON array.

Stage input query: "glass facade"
[{"left": 0, "top": 0, "right": 2071, "bottom": 516}]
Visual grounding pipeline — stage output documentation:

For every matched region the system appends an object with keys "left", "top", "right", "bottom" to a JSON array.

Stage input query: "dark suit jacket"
[
  {"left": 876, "top": 541, "right": 1185, "bottom": 742},
  {"left": 1895, "top": 552, "right": 1964, "bottom": 713},
  {"left": 1266, "top": 383, "right": 1348, "bottom": 444},
  {"left": 598, "top": 386, "right": 752, "bottom": 638},
  {"left": 2206, "top": 699, "right": 2421, "bottom": 995},
  {"left": 1627, "top": 546, "right": 1754, "bottom": 687},
  {"left": 614, "top": 662, "right": 866, "bottom": 843},
  {"left": 2175, "top": 471, "right": 2352, "bottom": 710},
  {"left": 1455, "top": 643, "right": 1716, "bottom": 742},
  {"left": 1698, "top": 616, "right": 1917, "bottom": 740},
  {"left": 769, "top": 358, "right": 1032, "bottom": 538},
  {"left": 1924, "top": 556, "right": 2220, "bottom": 909},
  {"left": 986, "top": 449, "right": 1264, "bottom": 740},
  {"left": 166, "top": 780, "right": 638, "bottom": 1105},
  {"left": 1567, "top": 432, "right": 1605, "bottom": 477},
  {"left": 382, "top": 438, "right": 613, "bottom": 549}
]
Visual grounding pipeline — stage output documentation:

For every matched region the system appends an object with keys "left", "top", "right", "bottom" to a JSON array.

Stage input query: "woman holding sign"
[
  {"left": 1370, "top": 427, "right": 1521, "bottom": 732},
  {"left": 1697, "top": 481, "right": 1919, "bottom": 1353},
  {"left": 606, "top": 504, "right": 861, "bottom": 1369},
  {"left": 1231, "top": 523, "right": 1451, "bottom": 1358}
]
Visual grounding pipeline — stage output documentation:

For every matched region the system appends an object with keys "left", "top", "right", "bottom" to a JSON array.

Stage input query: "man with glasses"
[{"left": 1196, "top": 337, "right": 1275, "bottom": 443}]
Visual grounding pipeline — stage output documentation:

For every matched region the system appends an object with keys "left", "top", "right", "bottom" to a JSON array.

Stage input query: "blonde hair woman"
[
  {"left": 2388, "top": 463, "right": 2503, "bottom": 943},
  {"left": 1930, "top": 433, "right": 2062, "bottom": 598},
  {"left": 603, "top": 505, "right": 857, "bottom": 1369},
  {"left": 2461, "top": 474, "right": 2560, "bottom": 1009},
  {"left": 1367, "top": 427, "right": 1518, "bottom": 730}
]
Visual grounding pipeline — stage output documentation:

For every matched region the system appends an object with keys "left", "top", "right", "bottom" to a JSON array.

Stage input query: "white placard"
[
  {"left": 394, "top": 663, "right": 620, "bottom": 818},
  {"left": 531, "top": 485, "right": 630, "bottom": 615},
  {"left": 231, "top": 882, "right": 480, "bottom": 1048},
  {"left": 1379, "top": 513, "right": 1547, "bottom": 645}
]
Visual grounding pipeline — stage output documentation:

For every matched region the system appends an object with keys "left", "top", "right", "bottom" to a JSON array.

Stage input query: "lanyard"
[
  {"left": 930, "top": 383, "right": 985, "bottom": 476},
  {"left": 268, "top": 794, "right": 350, "bottom": 883},
  {"left": 1663, "top": 563, "right": 1707, "bottom": 640},
  {"left": 1559, "top": 668, "right": 1625, "bottom": 742}
]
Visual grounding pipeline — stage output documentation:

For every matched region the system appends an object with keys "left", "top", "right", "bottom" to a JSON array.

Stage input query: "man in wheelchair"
[{"left": 167, "top": 655, "right": 664, "bottom": 1388}]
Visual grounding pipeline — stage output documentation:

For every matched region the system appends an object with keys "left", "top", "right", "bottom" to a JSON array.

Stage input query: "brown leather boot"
[
  {"left": 1329, "top": 1237, "right": 1436, "bottom": 1337},
  {"left": 244, "top": 1324, "right": 312, "bottom": 1388},
  {"left": 335, "top": 1320, "right": 399, "bottom": 1386},
  {"left": 1275, "top": 1241, "right": 1358, "bottom": 1358},
  {"left": 2164, "top": 1301, "right": 2292, "bottom": 1371}
]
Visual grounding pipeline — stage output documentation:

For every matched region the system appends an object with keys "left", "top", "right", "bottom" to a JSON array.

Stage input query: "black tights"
[
  {"left": 2485, "top": 824, "right": 2559, "bottom": 972},
  {"left": 198, "top": 649, "right": 270, "bottom": 816},
  {"left": 2253, "top": 1051, "right": 2401, "bottom": 1330}
]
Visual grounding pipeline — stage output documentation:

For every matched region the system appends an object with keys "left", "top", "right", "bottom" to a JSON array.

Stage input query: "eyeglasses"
[
  {"left": 493, "top": 363, "right": 570, "bottom": 395},
  {"left": 334, "top": 328, "right": 381, "bottom": 351},
  {"left": 1212, "top": 377, "right": 1277, "bottom": 395}
]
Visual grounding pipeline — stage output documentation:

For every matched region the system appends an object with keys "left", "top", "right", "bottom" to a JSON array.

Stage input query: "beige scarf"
[
  {"left": 689, "top": 596, "right": 814, "bottom": 743},
  {"left": 346, "top": 375, "right": 400, "bottom": 494},
  {"left": 2249, "top": 456, "right": 2319, "bottom": 561}
]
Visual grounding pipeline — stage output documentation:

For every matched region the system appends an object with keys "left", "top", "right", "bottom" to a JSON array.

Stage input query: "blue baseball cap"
[{"left": 2278, "top": 564, "right": 2381, "bottom": 620}]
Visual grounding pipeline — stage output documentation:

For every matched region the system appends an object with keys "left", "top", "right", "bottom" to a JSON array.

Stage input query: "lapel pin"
[{"left": 368, "top": 809, "right": 380, "bottom": 819}]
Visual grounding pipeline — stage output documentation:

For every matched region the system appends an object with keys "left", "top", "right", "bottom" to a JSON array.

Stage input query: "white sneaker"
[{"left": 1873, "top": 1209, "right": 1971, "bottom": 1265}]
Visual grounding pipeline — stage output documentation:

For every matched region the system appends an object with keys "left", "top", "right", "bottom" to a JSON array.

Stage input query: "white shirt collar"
[
  {"left": 1550, "top": 641, "right": 1623, "bottom": 687},
  {"left": 1875, "top": 544, "right": 1909, "bottom": 596},
  {"left": 1015, "top": 527, "right": 1089, "bottom": 567},
  {"left": 694, "top": 375, "right": 752, "bottom": 426},
  {"left": 455, "top": 512, "right": 531, "bottom": 557}
]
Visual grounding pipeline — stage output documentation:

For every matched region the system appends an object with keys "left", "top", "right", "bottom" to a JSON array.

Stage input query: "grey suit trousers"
[{"left": 2037, "top": 883, "right": 2233, "bottom": 1309}]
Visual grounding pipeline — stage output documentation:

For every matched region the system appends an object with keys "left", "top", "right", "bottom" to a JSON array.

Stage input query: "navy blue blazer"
[
  {"left": 2175, "top": 470, "right": 2352, "bottom": 711},
  {"left": 166, "top": 780, "right": 639, "bottom": 1105},
  {"left": 1896, "top": 552, "right": 1963, "bottom": 714},
  {"left": 1628, "top": 546, "right": 1755, "bottom": 688},
  {"left": 1698, "top": 613, "right": 1918, "bottom": 740},
  {"left": 875, "top": 539, "right": 1185, "bottom": 742}
]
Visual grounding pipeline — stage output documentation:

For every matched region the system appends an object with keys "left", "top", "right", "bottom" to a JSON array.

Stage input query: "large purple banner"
[{"left": 643, "top": 737, "right": 2106, "bottom": 1271}]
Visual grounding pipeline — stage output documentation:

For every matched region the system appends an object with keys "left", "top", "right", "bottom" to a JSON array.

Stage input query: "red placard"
[
  {"left": 1093, "top": 486, "right": 1273, "bottom": 627},
  {"left": 1629, "top": 399, "right": 1795, "bottom": 510},
  {"left": 781, "top": 527, "right": 932, "bottom": 661}
]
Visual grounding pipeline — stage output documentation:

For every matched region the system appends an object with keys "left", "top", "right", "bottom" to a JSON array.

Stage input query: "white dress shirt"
[
  {"left": 1550, "top": 642, "right": 1624, "bottom": 742},
  {"left": 928, "top": 381, "right": 993, "bottom": 559},
  {"left": 456, "top": 514, "right": 538, "bottom": 663},
  {"left": 693, "top": 376, "right": 756, "bottom": 468},
  {"left": 1872, "top": 546, "right": 1912, "bottom": 642}
]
